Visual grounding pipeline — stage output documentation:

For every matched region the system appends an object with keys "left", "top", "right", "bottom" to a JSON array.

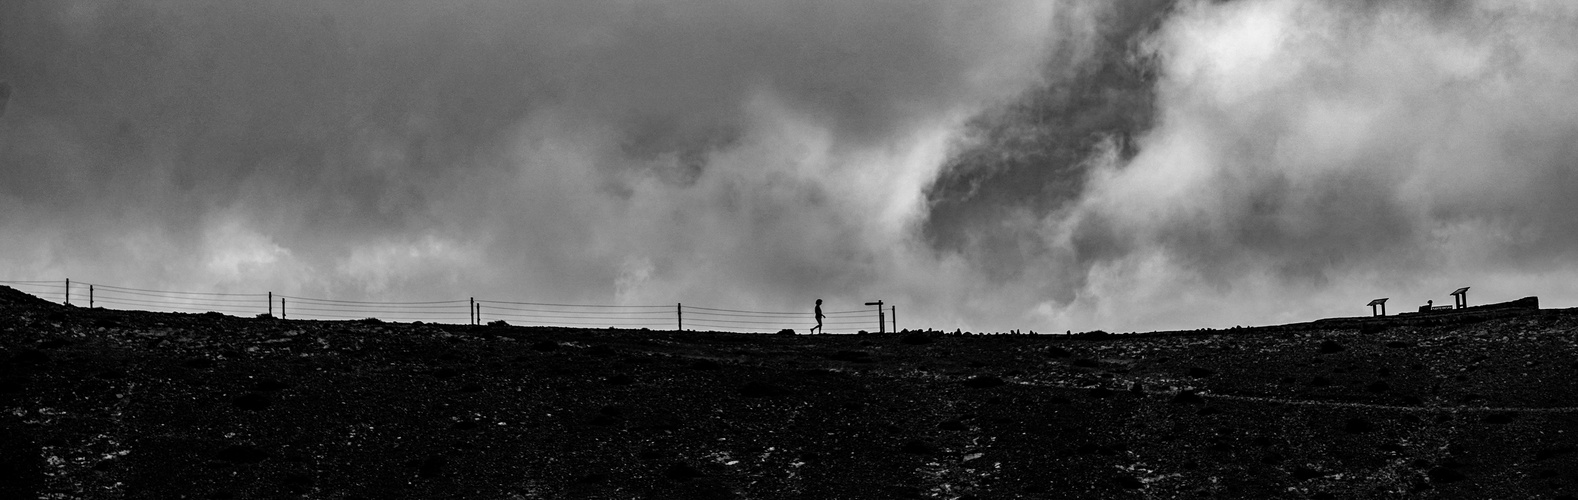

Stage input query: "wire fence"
[{"left": 0, "top": 279, "right": 896, "bottom": 334}]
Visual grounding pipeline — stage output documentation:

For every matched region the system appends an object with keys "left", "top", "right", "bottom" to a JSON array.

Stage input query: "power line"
[
  {"left": 477, "top": 299, "right": 668, "bottom": 309},
  {"left": 277, "top": 295, "right": 467, "bottom": 305},
  {"left": 84, "top": 282, "right": 264, "bottom": 297},
  {"left": 3, "top": 278, "right": 899, "bottom": 332}
]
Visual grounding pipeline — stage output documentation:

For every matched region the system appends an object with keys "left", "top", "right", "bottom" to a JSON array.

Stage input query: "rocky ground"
[{"left": 3, "top": 285, "right": 1578, "bottom": 499}]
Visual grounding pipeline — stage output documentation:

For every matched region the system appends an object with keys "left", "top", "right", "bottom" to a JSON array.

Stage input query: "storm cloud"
[
  {"left": 3, "top": 1, "right": 1577, "bottom": 333},
  {"left": 0, "top": 0, "right": 1058, "bottom": 319},
  {"left": 930, "top": 0, "right": 1578, "bottom": 330}
]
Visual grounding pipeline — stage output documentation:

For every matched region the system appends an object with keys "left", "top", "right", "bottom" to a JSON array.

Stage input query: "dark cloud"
[
  {"left": 925, "top": 0, "right": 1578, "bottom": 330},
  {"left": 0, "top": 0, "right": 1056, "bottom": 316},
  {"left": 6, "top": 0, "right": 1573, "bottom": 334}
]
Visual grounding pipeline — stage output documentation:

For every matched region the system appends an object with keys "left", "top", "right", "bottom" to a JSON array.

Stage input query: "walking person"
[{"left": 811, "top": 299, "right": 824, "bottom": 335}]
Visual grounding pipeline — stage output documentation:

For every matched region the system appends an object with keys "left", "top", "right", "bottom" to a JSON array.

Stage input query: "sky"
[{"left": 2, "top": 0, "right": 1577, "bottom": 333}]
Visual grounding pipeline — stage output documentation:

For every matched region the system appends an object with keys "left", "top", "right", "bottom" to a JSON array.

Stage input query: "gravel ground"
[{"left": 3, "top": 286, "right": 1577, "bottom": 499}]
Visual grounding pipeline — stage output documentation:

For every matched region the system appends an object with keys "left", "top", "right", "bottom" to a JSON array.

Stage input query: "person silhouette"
[{"left": 811, "top": 299, "right": 824, "bottom": 335}]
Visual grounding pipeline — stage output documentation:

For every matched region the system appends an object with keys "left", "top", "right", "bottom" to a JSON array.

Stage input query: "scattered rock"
[
  {"left": 216, "top": 444, "right": 269, "bottom": 464},
  {"left": 233, "top": 393, "right": 271, "bottom": 411},
  {"left": 1187, "top": 367, "right": 1215, "bottom": 378},
  {"left": 13, "top": 348, "right": 48, "bottom": 364},
  {"left": 418, "top": 456, "right": 446, "bottom": 478},
  {"left": 432, "top": 367, "right": 459, "bottom": 379},
  {"left": 1384, "top": 341, "right": 1413, "bottom": 348},
  {"left": 1343, "top": 418, "right": 1373, "bottom": 434},
  {"left": 253, "top": 378, "right": 290, "bottom": 392},
  {"left": 1318, "top": 340, "right": 1345, "bottom": 354},
  {"left": 663, "top": 462, "right": 704, "bottom": 481},
  {"left": 776, "top": 329, "right": 795, "bottom": 336},
  {"left": 1112, "top": 474, "right": 1143, "bottom": 490},
  {"left": 938, "top": 419, "right": 966, "bottom": 431},
  {"left": 899, "top": 439, "right": 937, "bottom": 455},
  {"left": 576, "top": 473, "right": 609, "bottom": 484},
  {"left": 1044, "top": 346, "right": 1072, "bottom": 358},
  {"left": 606, "top": 374, "right": 634, "bottom": 385},
  {"left": 1088, "top": 387, "right": 1114, "bottom": 399},
  {"left": 831, "top": 350, "right": 871, "bottom": 362},
  {"left": 900, "top": 332, "right": 933, "bottom": 345},
  {"left": 1427, "top": 466, "right": 1465, "bottom": 483},
  {"left": 281, "top": 472, "right": 313, "bottom": 493},
  {"left": 458, "top": 382, "right": 484, "bottom": 393},
  {"left": 1290, "top": 465, "right": 1324, "bottom": 481},
  {"left": 689, "top": 359, "right": 721, "bottom": 371},
  {"left": 1535, "top": 446, "right": 1577, "bottom": 461},
  {"left": 961, "top": 375, "right": 1005, "bottom": 389},
  {"left": 1482, "top": 412, "right": 1517, "bottom": 424},
  {"left": 181, "top": 357, "right": 215, "bottom": 369},
  {"left": 1072, "top": 359, "right": 1099, "bottom": 368},
  {"left": 1172, "top": 390, "right": 1205, "bottom": 405},
  {"left": 531, "top": 341, "right": 558, "bottom": 352},
  {"left": 738, "top": 381, "right": 789, "bottom": 398},
  {"left": 1365, "top": 381, "right": 1390, "bottom": 393}
]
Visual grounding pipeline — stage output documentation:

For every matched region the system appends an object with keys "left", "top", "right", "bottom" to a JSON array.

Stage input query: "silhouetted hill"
[{"left": 3, "top": 286, "right": 1576, "bottom": 498}]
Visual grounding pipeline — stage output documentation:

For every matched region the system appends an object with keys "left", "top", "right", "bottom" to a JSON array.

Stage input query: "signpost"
[
  {"left": 865, "top": 300, "right": 884, "bottom": 334},
  {"left": 1451, "top": 287, "right": 1469, "bottom": 309},
  {"left": 1367, "top": 298, "right": 1388, "bottom": 317}
]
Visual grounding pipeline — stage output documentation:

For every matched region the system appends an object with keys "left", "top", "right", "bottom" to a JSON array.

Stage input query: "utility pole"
[{"left": 891, "top": 305, "right": 896, "bottom": 332}]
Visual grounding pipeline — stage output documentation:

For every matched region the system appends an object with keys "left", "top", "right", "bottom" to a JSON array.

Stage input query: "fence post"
[
  {"left": 65, "top": 278, "right": 70, "bottom": 306},
  {"left": 89, "top": 285, "right": 94, "bottom": 309},
  {"left": 475, "top": 302, "right": 481, "bottom": 325},
  {"left": 677, "top": 303, "right": 682, "bottom": 331},
  {"left": 281, "top": 297, "right": 286, "bottom": 319},
  {"left": 470, "top": 297, "right": 475, "bottom": 325},
  {"left": 892, "top": 305, "right": 896, "bottom": 332},
  {"left": 268, "top": 292, "right": 272, "bottom": 317}
]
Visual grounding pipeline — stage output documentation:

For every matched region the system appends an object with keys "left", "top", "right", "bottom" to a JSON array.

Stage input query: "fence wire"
[{"left": 0, "top": 279, "right": 897, "bottom": 333}]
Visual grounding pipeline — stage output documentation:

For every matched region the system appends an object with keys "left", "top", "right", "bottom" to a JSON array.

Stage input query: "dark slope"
[{"left": 3, "top": 287, "right": 1578, "bottom": 498}]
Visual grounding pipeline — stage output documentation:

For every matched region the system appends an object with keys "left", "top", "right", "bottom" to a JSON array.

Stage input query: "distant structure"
[
  {"left": 1451, "top": 287, "right": 1469, "bottom": 309},
  {"left": 1367, "top": 298, "right": 1388, "bottom": 317}
]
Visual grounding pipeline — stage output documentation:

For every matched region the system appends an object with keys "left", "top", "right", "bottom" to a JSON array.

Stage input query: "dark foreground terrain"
[{"left": 3, "top": 286, "right": 1578, "bottom": 499}]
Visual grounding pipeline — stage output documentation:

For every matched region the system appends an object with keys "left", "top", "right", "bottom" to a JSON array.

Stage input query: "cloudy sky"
[{"left": 3, "top": 0, "right": 1577, "bottom": 332}]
